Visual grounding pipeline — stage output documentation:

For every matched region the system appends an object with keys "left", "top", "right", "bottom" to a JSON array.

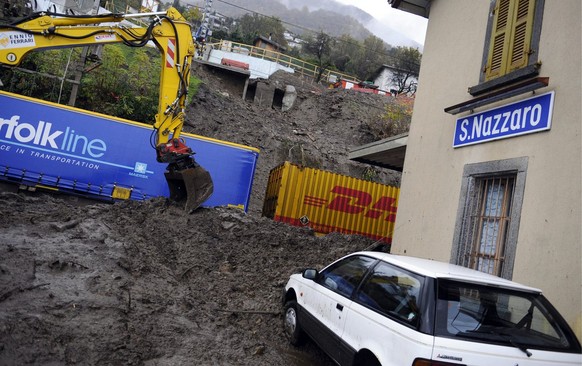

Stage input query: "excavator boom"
[{"left": 0, "top": 7, "right": 213, "bottom": 211}]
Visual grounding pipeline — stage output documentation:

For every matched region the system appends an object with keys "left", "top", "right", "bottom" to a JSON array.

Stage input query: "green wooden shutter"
[{"left": 485, "top": 0, "right": 535, "bottom": 81}]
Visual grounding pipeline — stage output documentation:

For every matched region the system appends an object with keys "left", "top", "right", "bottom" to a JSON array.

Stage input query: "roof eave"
[{"left": 388, "top": 0, "right": 431, "bottom": 18}]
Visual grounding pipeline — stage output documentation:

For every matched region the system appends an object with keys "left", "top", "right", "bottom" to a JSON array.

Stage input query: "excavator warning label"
[
  {"left": 0, "top": 32, "right": 36, "bottom": 49},
  {"left": 165, "top": 38, "right": 175, "bottom": 68},
  {"left": 94, "top": 34, "right": 117, "bottom": 42}
]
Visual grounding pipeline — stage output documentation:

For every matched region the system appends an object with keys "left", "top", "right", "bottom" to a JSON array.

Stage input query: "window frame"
[
  {"left": 469, "top": 0, "right": 545, "bottom": 96},
  {"left": 317, "top": 255, "right": 377, "bottom": 299},
  {"left": 468, "top": 175, "right": 515, "bottom": 276},
  {"left": 354, "top": 260, "right": 426, "bottom": 328},
  {"left": 451, "top": 157, "right": 528, "bottom": 280}
]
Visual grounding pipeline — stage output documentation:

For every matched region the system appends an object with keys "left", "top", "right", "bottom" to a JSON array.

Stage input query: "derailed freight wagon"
[
  {"left": 0, "top": 91, "right": 259, "bottom": 211},
  {"left": 263, "top": 162, "right": 399, "bottom": 244}
]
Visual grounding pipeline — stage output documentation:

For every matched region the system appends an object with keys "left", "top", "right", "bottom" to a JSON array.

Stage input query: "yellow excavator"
[{"left": 0, "top": 7, "right": 213, "bottom": 212}]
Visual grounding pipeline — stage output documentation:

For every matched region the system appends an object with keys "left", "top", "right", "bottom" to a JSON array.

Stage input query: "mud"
[
  {"left": 0, "top": 193, "right": 381, "bottom": 365},
  {"left": 0, "top": 69, "right": 402, "bottom": 365}
]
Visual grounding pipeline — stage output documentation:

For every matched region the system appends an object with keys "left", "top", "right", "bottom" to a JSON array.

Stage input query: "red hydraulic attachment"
[{"left": 156, "top": 138, "right": 193, "bottom": 163}]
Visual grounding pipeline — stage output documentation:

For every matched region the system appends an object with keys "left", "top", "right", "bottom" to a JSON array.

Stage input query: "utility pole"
[
  {"left": 194, "top": 0, "right": 213, "bottom": 43},
  {"left": 67, "top": 47, "right": 89, "bottom": 106},
  {"left": 67, "top": 0, "right": 101, "bottom": 106}
]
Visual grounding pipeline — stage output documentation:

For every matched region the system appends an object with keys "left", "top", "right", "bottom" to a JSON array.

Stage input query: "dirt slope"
[
  {"left": 186, "top": 68, "right": 401, "bottom": 215},
  {"left": 0, "top": 70, "right": 402, "bottom": 365}
]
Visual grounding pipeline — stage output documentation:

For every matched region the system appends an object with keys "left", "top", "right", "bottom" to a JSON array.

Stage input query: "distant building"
[
  {"left": 369, "top": 64, "right": 418, "bottom": 95},
  {"left": 253, "top": 35, "right": 286, "bottom": 53},
  {"left": 283, "top": 31, "right": 303, "bottom": 49},
  {"left": 140, "top": 0, "right": 159, "bottom": 12}
]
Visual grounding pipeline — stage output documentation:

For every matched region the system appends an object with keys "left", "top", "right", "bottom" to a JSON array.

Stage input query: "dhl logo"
[{"left": 304, "top": 185, "right": 397, "bottom": 222}]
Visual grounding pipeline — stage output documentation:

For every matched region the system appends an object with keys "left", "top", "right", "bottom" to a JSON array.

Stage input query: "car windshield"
[{"left": 435, "top": 279, "right": 580, "bottom": 353}]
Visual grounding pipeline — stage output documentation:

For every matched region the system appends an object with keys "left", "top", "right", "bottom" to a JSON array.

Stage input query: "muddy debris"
[
  {"left": 0, "top": 69, "right": 403, "bottom": 365},
  {"left": 0, "top": 192, "right": 381, "bottom": 365}
]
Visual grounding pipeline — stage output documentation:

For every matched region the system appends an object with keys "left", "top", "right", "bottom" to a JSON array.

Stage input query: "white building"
[{"left": 370, "top": 64, "right": 418, "bottom": 95}]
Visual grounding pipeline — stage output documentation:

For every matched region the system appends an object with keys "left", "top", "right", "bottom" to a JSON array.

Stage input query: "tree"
[
  {"left": 0, "top": 43, "right": 164, "bottom": 123},
  {"left": 330, "top": 34, "right": 359, "bottom": 73},
  {"left": 387, "top": 46, "right": 421, "bottom": 95},
  {"left": 302, "top": 31, "right": 334, "bottom": 83},
  {"left": 0, "top": 48, "right": 79, "bottom": 103},
  {"left": 182, "top": 6, "right": 202, "bottom": 24},
  {"left": 234, "top": 13, "right": 287, "bottom": 48},
  {"left": 76, "top": 45, "right": 160, "bottom": 122},
  {"left": 1, "top": 0, "right": 32, "bottom": 22},
  {"left": 353, "top": 35, "right": 388, "bottom": 81}
]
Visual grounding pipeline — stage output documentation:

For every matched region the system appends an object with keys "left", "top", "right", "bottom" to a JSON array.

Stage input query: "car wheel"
[
  {"left": 283, "top": 300, "right": 304, "bottom": 345},
  {"left": 354, "top": 351, "right": 381, "bottom": 366}
]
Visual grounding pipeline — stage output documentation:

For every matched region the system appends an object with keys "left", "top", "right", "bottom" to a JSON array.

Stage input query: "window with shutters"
[
  {"left": 452, "top": 158, "right": 528, "bottom": 280},
  {"left": 470, "top": 0, "right": 544, "bottom": 96},
  {"left": 486, "top": 0, "right": 535, "bottom": 80}
]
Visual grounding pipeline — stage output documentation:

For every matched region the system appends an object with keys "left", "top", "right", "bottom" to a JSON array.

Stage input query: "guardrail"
[{"left": 206, "top": 40, "right": 360, "bottom": 84}]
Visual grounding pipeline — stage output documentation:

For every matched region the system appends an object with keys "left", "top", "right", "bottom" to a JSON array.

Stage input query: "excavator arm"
[{"left": 0, "top": 7, "right": 213, "bottom": 211}]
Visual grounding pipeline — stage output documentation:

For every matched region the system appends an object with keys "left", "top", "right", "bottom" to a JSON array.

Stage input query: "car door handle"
[{"left": 336, "top": 303, "right": 344, "bottom": 311}]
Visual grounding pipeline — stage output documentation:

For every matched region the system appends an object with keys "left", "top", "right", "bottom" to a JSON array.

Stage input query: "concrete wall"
[{"left": 391, "top": 0, "right": 581, "bottom": 337}]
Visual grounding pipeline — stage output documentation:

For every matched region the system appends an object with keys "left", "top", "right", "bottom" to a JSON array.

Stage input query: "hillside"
[
  {"left": 189, "top": 0, "right": 419, "bottom": 47},
  {"left": 210, "top": 0, "right": 374, "bottom": 41}
]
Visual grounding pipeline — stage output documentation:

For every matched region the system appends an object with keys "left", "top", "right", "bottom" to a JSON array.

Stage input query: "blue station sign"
[{"left": 453, "top": 91, "right": 554, "bottom": 148}]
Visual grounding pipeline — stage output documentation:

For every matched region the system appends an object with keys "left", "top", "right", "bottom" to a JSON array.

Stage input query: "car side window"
[
  {"left": 318, "top": 255, "right": 376, "bottom": 298},
  {"left": 355, "top": 261, "right": 424, "bottom": 327}
]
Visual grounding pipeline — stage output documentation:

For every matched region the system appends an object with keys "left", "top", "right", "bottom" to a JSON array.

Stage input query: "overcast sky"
[{"left": 336, "top": 0, "right": 428, "bottom": 46}]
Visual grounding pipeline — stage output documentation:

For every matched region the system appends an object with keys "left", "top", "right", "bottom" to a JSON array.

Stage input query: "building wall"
[
  {"left": 374, "top": 68, "right": 398, "bottom": 94},
  {"left": 391, "top": 0, "right": 581, "bottom": 337}
]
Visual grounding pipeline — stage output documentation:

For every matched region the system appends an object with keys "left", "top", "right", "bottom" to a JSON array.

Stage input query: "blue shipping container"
[{"left": 0, "top": 91, "right": 259, "bottom": 211}]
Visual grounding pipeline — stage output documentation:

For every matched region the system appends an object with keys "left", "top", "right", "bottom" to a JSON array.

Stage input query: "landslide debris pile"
[
  {"left": 185, "top": 68, "right": 402, "bottom": 215},
  {"left": 0, "top": 193, "right": 377, "bottom": 365}
]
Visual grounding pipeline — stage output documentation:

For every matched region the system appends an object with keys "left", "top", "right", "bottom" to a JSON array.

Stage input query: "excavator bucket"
[{"left": 165, "top": 165, "right": 214, "bottom": 213}]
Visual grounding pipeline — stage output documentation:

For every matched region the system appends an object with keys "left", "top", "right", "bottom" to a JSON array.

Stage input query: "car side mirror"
[{"left": 302, "top": 268, "right": 318, "bottom": 280}]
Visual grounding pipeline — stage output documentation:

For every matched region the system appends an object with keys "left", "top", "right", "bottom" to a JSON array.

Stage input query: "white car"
[{"left": 282, "top": 251, "right": 582, "bottom": 366}]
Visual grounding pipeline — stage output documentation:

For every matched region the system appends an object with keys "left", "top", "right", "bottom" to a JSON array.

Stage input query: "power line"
[{"left": 216, "top": 0, "right": 323, "bottom": 35}]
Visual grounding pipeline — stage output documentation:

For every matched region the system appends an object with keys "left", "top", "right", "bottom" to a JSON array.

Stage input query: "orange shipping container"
[{"left": 262, "top": 162, "right": 399, "bottom": 244}]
